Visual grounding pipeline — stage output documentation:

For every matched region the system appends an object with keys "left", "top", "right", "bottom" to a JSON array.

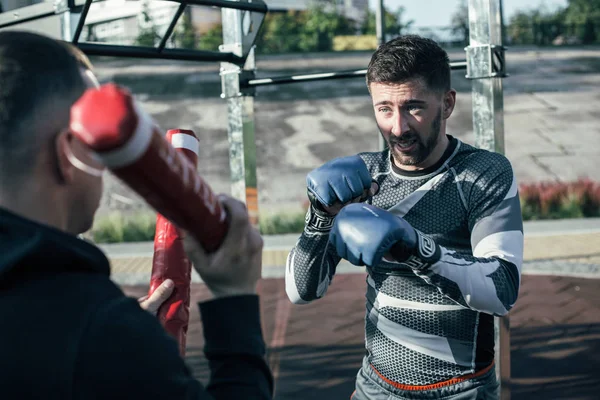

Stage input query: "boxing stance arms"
[
  {"left": 285, "top": 155, "right": 373, "bottom": 304},
  {"left": 286, "top": 154, "right": 524, "bottom": 317}
]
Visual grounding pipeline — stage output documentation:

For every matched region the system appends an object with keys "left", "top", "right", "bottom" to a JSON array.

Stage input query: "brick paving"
[
  {"left": 121, "top": 273, "right": 600, "bottom": 400},
  {"left": 111, "top": 222, "right": 600, "bottom": 399}
]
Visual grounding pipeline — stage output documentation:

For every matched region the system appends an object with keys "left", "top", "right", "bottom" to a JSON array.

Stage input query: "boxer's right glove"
[
  {"left": 304, "top": 155, "right": 372, "bottom": 232},
  {"left": 329, "top": 203, "right": 441, "bottom": 269}
]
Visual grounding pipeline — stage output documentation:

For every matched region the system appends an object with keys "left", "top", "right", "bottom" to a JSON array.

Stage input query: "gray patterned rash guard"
[{"left": 285, "top": 136, "right": 524, "bottom": 387}]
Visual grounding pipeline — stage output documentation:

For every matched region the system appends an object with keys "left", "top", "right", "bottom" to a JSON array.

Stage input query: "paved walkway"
[
  {"left": 108, "top": 217, "right": 600, "bottom": 399},
  {"left": 120, "top": 274, "right": 600, "bottom": 400}
]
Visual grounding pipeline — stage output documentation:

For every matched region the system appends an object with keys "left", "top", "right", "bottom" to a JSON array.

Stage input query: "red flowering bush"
[{"left": 519, "top": 178, "right": 600, "bottom": 220}]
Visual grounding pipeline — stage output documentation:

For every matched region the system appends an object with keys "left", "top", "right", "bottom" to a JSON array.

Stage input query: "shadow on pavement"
[
  {"left": 268, "top": 344, "right": 363, "bottom": 399},
  {"left": 510, "top": 323, "right": 600, "bottom": 400},
  {"left": 183, "top": 344, "right": 363, "bottom": 400}
]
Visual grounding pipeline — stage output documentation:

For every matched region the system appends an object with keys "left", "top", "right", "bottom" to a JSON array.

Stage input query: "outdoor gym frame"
[{"left": 0, "top": 0, "right": 510, "bottom": 397}]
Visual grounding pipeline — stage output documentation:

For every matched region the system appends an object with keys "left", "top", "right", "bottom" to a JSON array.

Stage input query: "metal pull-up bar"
[
  {"left": 76, "top": 43, "right": 245, "bottom": 63},
  {"left": 243, "top": 61, "right": 468, "bottom": 88},
  {"left": 0, "top": 0, "right": 267, "bottom": 66},
  {"left": 179, "top": 0, "right": 268, "bottom": 13}
]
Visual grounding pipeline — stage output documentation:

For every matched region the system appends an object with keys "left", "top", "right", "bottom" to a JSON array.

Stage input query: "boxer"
[{"left": 286, "top": 35, "right": 523, "bottom": 400}]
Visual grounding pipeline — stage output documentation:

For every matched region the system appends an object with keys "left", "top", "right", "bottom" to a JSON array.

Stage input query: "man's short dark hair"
[
  {"left": 0, "top": 31, "right": 88, "bottom": 183},
  {"left": 366, "top": 35, "right": 451, "bottom": 93}
]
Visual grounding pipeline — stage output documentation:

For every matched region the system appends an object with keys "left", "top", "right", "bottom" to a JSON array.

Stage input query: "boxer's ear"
[
  {"left": 54, "top": 130, "right": 76, "bottom": 184},
  {"left": 443, "top": 89, "right": 457, "bottom": 120}
]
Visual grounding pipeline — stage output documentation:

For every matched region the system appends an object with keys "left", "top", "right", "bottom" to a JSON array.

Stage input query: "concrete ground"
[
  {"left": 105, "top": 216, "right": 600, "bottom": 399},
  {"left": 89, "top": 46, "right": 600, "bottom": 217},
  {"left": 120, "top": 273, "right": 600, "bottom": 400}
]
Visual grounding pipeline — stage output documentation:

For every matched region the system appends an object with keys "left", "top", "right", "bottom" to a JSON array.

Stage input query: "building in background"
[
  {"left": 267, "top": 0, "right": 368, "bottom": 23},
  {"left": 336, "top": 0, "right": 369, "bottom": 24},
  {"left": 0, "top": 0, "right": 369, "bottom": 45},
  {"left": 83, "top": 0, "right": 186, "bottom": 44},
  {"left": 0, "top": 0, "right": 40, "bottom": 12}
]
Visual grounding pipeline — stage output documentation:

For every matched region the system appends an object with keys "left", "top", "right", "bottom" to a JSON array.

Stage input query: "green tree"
[
  {"left": 174, "top": 10, "right": 197, "bottom": 49},
  {"left": 361, "top": 6, "right": 414, "bottom": 39},
  {"left": 506, "top": 0, "right": 600, "bottom": 45},
  {"left": 299, "top": 4, "right": 355, "bottom": 52},
  {"left": 507, "top": 6, "right": 567, "bottom": 45},
  {"left": 451, "top": 0, "right": 470, "bottom": 46},
  {"left": 564, "top": 0, "right": 600, "bottom": 43},
  {"left": 135, "top": 3, "right": 160, "bottom": 47},
  {"left": 255, "top": 4, "right": 356, "bottom": 54},
  {"left": 507, "top": 10, "right": 536, "bottom": 44},
  {"left": 197, "top": 24, "right": 223, "bottom": 51},
  {"left": 255, "top": 11, "right": 306, "bottom": 53}
]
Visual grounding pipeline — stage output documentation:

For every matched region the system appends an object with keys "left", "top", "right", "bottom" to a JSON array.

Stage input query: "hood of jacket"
[{"left": 0, "top": 207, "right": 109, "bottom": 284}]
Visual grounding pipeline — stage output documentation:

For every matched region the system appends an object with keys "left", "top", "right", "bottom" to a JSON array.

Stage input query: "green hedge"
[
  {"left": 92, "top": 212, "right": 156, "bottom": 244},
  {"left": 90, "top": 179, "right": 600, "bottom": 244}
]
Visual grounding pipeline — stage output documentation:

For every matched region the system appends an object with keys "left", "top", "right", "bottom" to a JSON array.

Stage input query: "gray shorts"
[{"left": 351, "top": 357, "right": 499, "bottom": 400}]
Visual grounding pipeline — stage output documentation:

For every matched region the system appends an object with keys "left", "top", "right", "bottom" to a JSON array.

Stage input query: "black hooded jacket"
[{"left": 0, "top": 207, "right": 273, "bottom": 399}]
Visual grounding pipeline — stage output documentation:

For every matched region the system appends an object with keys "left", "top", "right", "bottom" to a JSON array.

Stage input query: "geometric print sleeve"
[
  {"left": 284, "top": 205, "right": 342, "bottom": 304},
  {"left": 410, "top": 153, "right": 524, "bottom": 316}
]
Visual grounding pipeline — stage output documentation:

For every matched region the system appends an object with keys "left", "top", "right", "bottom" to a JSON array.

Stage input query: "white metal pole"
[
  {"left": 220, "top": 6, "right": 259, "bottom": 227},
  {"left": 466, "top": 0, "right": 510, "bottom": 398},
  {"left": 376, "top": 0, "right": 388, "bottom": 151}
]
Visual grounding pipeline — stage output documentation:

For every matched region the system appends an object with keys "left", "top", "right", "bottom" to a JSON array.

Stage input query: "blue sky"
[{"left": 367, "top": 0, "right": 568, "bottom": 27}]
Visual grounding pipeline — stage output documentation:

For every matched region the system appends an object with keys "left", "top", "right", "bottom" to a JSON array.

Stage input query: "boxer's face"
[{"left": 370, "top": 78, "right": 455, "bottom": 170}]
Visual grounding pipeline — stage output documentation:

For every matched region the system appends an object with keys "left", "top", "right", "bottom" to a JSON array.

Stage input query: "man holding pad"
[{"left": 0, "top": 31, "right": 272, "bottom": 399}]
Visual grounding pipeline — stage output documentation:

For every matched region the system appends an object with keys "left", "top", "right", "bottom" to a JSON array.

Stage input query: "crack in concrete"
[
  {"left": 531, "top": 152, "right": 571, "bottom": 157},
  {"left": 530, "top": 154, "right": 562, "bottom": 181},
  {"left": 529, "top": 92, "right": 558, "bottom": 111},
  {"left": 534, "top": 127, "right": 571, "bottom": 156}
]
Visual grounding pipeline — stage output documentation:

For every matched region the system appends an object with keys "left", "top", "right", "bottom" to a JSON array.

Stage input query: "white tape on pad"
[
  {"left": 98, "top": 102, "right": 154, "bottom": 168},
  {"left": 170, "top": 134, "right": 199, "bottom": 155}
]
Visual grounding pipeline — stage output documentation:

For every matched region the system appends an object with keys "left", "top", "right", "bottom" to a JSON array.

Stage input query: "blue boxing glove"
[
  {"left": 306, "top": 155, "right": 373, "bottom": 212},
  {"left": 329, "top": 203, "right": 441, "bottom": 269}
]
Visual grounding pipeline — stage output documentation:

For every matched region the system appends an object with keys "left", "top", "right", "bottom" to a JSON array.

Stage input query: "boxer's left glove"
[
  {"left": 329, "top": 203, "right": 441, "bottom": 269},
  {"left": 306, "top": 155, "right": 373, "bottom": 212},
  {"left": 304, "top": 155, "right": 375, "bottom": 233}
]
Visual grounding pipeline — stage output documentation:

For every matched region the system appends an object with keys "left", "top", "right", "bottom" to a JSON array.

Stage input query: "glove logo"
[
  {"left": 401, "top": 255, "right": 429, "bottom": 271},
  {"left": 306, "top": 208, "right": 335, "bottom": 233},
  {"left": 417, "top": 232, "right": 437, "bottom": 259}
]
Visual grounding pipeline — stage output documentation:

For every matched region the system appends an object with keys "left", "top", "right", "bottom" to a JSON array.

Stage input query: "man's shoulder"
[
  {"left": 59, "top": 272, "right": 153, "bottom": 335},
  {"left": 453, "top": 140, "right": 514, "bottom": 179},
  {"left": 5, "top": 268, "right": 124, "bottom": 304},
  {"left": 51, "top": 270, "right": 126, "bottom": 303},
  {"left": 452, "top": 141, "right": 517, "bottom": 207},
  {"left": 0, "top": 271, "right": 133, "bottom": 387},
  {"left": 20, "top": 271, "right": 138, "bottom": 337}
]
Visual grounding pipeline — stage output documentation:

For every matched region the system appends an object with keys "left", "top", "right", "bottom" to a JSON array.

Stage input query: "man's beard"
[{"left": 385, "top": 110, "right": 442, "bottom": 167}]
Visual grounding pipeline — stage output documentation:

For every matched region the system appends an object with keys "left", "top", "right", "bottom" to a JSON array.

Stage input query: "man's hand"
[
  {"left": 329, "top": 203, "right": 418, "bottom": 267},
  {"left": 138, "top": 279, "right": 175, "bottom": 315},
  {"left": 183, "top": 195, "right": 263, "bottom": 300},
  {"left": 306, "top": 155, "right": 378, "bottom": 216}
]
